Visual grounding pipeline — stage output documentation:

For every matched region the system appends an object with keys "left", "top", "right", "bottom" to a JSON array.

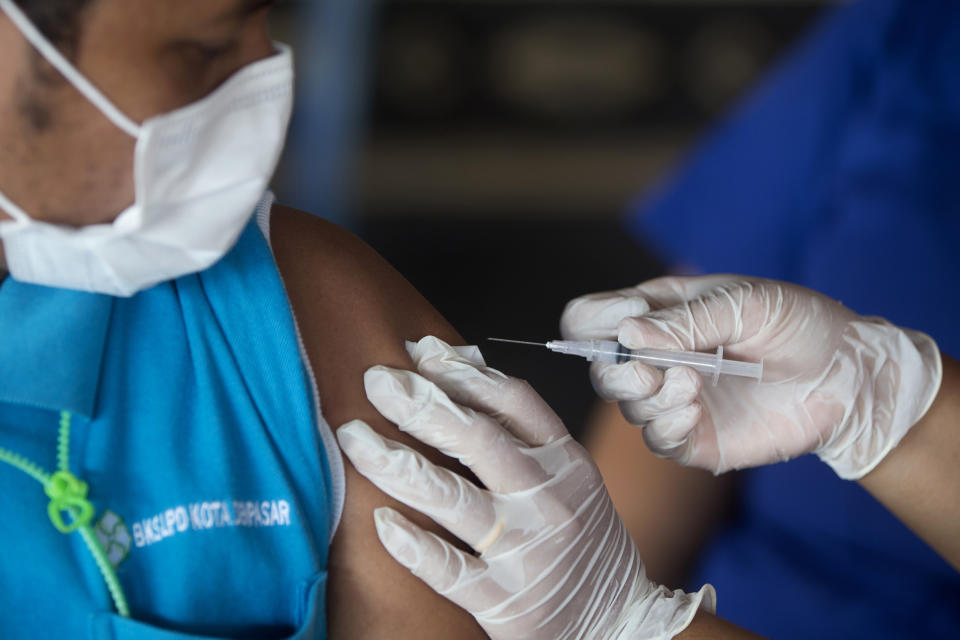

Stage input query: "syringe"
[{"left": 488, "top": 338, "right": 762, "bottom": 385}]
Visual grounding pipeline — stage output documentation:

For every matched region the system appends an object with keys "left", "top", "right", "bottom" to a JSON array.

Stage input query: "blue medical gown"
[{"left": 626, "top": 0, "right": 960, "bottom": 636}]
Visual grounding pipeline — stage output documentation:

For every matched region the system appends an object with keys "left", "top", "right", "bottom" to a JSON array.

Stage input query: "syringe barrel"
[
  {"left": 624, "top": 347, "right": 719, "bottom": 371},
  {"left": 551, "top": 341, "right": 719, "bottom": 370},
  {"left": 544, "top": 340, "right": 624, "bottom": 362},
  {"left": 586, "top": 340, "right": 625, "bottom": 362},
  {"left": 545, "top": 340, "right": 762, "bottom": 383},
  {"left": 625, "top": 346, "right": 763, "bottom": 382},
  {"left": 717, "top": 358, "right": 763, "bottom": 380}
]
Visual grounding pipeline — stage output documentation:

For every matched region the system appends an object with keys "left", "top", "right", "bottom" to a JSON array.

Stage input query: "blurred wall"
[{"left": 270, "top": 0, "right": 375, "bottom": 228}]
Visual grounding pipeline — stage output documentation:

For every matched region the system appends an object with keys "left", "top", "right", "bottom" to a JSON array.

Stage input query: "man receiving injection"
[{"left": 338, "top": 274, "right": 956, "bottom": 639}]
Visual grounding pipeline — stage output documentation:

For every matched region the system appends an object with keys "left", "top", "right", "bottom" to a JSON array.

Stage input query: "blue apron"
[
  {"left": 0, "top": 205, "right": 340, "bottom": 639},
  {"left": 627, "top": 0, "right": 960, "bottom": 636}
]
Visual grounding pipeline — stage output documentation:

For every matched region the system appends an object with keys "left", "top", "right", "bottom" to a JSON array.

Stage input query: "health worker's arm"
[
  {"left": 565, "top": 275, "right": 958, "bottom": 570},
  {"left": 859, "top": 354, "right": 960, "bottom": 570},
  {"left": 269, "top": 206, "right": 488, "bottom": 639}
]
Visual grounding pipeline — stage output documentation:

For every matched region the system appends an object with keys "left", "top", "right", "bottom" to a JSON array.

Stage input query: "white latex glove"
[
  {"left": 336, "top": 336, "right": 715, "bottom": 640},
  {"left": 561, "top": 275, "right": 943, "bottom": 478}
]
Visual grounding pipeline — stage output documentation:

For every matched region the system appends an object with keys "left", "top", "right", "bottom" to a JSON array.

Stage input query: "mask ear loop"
[
  {"left": 0, "top": 189, "right": 31, "bottom": 224},
  {"left": 0, "top": 0, "right": 140, "bottom": 138}
]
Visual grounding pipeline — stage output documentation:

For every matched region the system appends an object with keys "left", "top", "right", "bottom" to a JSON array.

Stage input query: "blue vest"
[
  {"left": 0, "top": 205, "right": 341, "bottom": 639},
  {"left": 627, "top": 1, "right": 960, "bottom": 636}
]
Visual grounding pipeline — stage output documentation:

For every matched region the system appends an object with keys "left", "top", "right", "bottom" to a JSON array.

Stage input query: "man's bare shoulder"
[
  {"left": 268, "top": 205, "right": 487, "bottom": 638},
  {"left": 268, "top": 205, "right": 452, "bottom": 339}
]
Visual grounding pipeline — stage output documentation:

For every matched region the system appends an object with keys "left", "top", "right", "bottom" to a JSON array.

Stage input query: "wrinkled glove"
[
  {"left": 561, "top": 275, "right": 942, "bottom": 479},
  {"left": 336, "top": 336, "right": 715, "bottom": 640}
]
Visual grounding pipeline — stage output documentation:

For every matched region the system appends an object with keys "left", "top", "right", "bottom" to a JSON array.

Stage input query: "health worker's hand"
[
  {"left": 561, "top": 275, "right": 943, "bottom": 479},
  {"left": 336, "top": 336, "right": 715, "bottom": 640}
]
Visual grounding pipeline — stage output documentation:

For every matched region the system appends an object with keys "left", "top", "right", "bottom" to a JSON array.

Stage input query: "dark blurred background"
[{"left": 270, "top": 0, "right": 831, "bottom": 438}]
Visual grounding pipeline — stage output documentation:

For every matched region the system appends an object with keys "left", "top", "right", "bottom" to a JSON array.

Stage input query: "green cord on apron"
[{"left": 0, "top": 411, "right": 130, "bottom": 617}]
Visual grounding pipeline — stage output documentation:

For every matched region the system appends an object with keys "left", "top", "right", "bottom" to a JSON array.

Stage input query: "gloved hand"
[
  {"left": 561, "top": 275, "right": 943, "bottom": 478},
  {"left": 336, "top": 336, "right": 715, "bottom": 640}
]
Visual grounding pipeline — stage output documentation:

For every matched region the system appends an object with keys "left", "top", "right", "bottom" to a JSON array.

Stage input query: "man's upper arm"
[{"left": 269, "top": 206, "right": 488, "bottom": 638}]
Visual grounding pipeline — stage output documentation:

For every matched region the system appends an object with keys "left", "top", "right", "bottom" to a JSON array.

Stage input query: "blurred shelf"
[
  {"left": 357, "top": 0, "right": 827, "bottom": 219},
  {"left": 381, "top": 1, "right": 841, "bottom": 6},
  {"left": 369, "top": 0, "right": 826, "bottom": 130},
  {"left": 356, "top": 130, "right": 694, "bottom": 218}
]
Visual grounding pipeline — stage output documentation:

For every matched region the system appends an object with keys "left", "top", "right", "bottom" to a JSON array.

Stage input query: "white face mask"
[{"left": 0, "top": 0, "right": 294, "bottom": 297}]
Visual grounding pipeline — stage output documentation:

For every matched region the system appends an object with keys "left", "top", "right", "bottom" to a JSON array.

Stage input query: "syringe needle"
[{"left": 487, "top": 338, "right": 547, "bottom": 347}]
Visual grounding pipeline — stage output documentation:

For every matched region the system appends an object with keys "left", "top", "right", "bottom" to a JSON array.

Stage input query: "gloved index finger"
[
  {"left": 618, "top": 279, "right": 762, "bottom": 352},
  {"left": 407, "top": 336, "right": 569, "bottom": 446},
  {"left": 364, "top": 365, "right": 552, "bottom": 492},
  {"left": 625, "top": 274, "right": 742, "bottom": 309},
  {"left": 560, "top": 275, "right": 745, "bottom": 342}
]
